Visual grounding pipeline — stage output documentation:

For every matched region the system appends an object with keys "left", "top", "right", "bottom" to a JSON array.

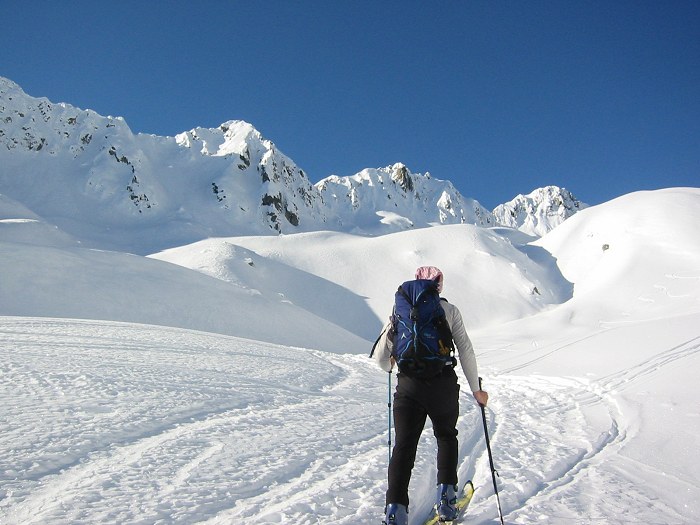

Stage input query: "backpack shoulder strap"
[{"left": 397, "top": 285, "right": 413, "bottom": 305}]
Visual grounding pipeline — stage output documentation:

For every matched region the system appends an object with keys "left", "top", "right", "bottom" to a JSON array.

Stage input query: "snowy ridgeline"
[
  {"left": 1, "top": 187, "right": 699, "bottom": 524},
  {"left": 0, "top": 76, "right": 585, "bottom": 254}
]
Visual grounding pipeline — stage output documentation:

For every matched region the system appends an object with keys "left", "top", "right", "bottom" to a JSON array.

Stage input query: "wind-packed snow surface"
[{"left": 2, "top": 183, "right": 699, "bottom": 525}]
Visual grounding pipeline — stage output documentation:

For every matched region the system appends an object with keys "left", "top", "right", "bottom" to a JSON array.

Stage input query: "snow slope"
[
  {"left": 1, "top": 188, "right": 699, "bottom": 524},
  {"left": 150, "top": 224, "right": 572, "bottom": 337},
  {"left": 0, "top": 194, "right": 366, "bottom": 353}
]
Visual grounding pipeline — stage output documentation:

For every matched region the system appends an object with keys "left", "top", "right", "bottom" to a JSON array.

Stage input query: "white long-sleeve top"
[{"left": 372, "top": 300, "right": 480, "bottom": 393}]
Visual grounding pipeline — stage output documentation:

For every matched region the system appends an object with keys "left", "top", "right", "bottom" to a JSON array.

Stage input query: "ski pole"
[
  {"left": 479, "top": 377, "right": 505, "bottom": 525},
  {"left": 387, "top": 370, "right": 393, "bottom": 463}
]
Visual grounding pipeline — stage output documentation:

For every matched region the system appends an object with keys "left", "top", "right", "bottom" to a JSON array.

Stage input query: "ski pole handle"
[{"left": 475, "top": 376, "right": 488, "bottom": 407}]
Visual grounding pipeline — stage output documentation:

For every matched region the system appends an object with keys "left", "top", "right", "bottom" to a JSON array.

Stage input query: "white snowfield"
[{"left": 1, "top": 188, "right": 699, "bottom": 524}]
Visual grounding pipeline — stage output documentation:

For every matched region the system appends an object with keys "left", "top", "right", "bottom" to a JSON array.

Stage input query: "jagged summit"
[
  {"left": 176, "top": 120, "right": 264, "bottom": 158},
  {"left": 316, "top": 163, "right": 494, "bottom": 232},
  {"left": 0, "top": 76, "right": 582, "bottom": 253},
  {"left": 492, "top": 186, "right": 588, "bottom": 237}
]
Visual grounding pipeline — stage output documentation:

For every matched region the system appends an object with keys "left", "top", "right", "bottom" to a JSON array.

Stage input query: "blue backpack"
[{"left": 391, "top": 278, "right": 455, "bottom": 378}]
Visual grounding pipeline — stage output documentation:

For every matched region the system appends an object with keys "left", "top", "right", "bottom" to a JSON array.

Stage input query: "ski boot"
[
  {"left": 382, "top": 503, "right": 408, "bottom": 525},
  {"left": 435, "top": 483, "right": 458, "bottom": 522}
]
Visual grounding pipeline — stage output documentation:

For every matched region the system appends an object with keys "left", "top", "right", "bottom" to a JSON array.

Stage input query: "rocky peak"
[
  {"left": 493, "top": 186, "right": 588, "bottom": 237},
  {"left": 390, "top": 163, "right": 413, "bottom": 192}
]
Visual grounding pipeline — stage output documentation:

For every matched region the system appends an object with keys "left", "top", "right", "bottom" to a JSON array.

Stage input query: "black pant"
[{"left": 386, "top": 367, "right": 460, "bottom": 508}]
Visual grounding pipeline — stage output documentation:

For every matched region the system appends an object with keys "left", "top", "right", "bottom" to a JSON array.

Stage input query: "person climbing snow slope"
[{"left": 373, "top": 266, "right": 488, "bottom": 525}]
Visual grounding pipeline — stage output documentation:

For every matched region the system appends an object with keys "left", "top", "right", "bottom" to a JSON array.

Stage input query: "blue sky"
[{"left": 2, "top": 1, "right": 698, "bottom": 209}]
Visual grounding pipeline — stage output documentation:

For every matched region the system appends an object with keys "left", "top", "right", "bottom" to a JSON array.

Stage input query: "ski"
[{"left": 422, "top": 480, "right": 475, "bottom": 525}]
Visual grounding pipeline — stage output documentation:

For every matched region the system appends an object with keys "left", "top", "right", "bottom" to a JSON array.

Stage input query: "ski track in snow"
[
  {"left": 472, "top": 336, "right": 700, "bottom": 525},
  {"left": 597, "top": 335, "right": 700, "bottom": 393},
  {"left": 0, "top": 318, "right": 391, "bottom": 525},
  {"left": 1, "top": 318, "right": 696, "bottom": 524}
]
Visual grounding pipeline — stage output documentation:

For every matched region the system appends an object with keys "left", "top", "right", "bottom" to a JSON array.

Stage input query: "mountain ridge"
[{"left": 0, "top": 76, "right": 585, "bottom": 253}]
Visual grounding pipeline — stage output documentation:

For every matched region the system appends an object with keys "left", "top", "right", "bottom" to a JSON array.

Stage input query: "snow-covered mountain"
[
  {"left": 0, "top": 77, "right": 329, "bottom": 253},
  {"left": 492, "top": 186, "right": 587, "bottom": 237},
  {"left": 1, "top": 76, "right": 575, "bottom": 254}
]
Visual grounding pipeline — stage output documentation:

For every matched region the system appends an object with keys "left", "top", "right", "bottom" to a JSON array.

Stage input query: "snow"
[{"left": 2, "top": 148, "right": 700, "bottom": 523}]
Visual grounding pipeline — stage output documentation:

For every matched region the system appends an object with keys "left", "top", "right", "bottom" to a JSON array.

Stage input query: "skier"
[{"left": 374, "top": 266, "right": 488, "bottom": 525}]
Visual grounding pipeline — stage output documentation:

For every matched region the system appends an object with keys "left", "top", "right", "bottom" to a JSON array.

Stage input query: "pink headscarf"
[{"left": 415, "top": 266, "right": 444, "bottom": 292}]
